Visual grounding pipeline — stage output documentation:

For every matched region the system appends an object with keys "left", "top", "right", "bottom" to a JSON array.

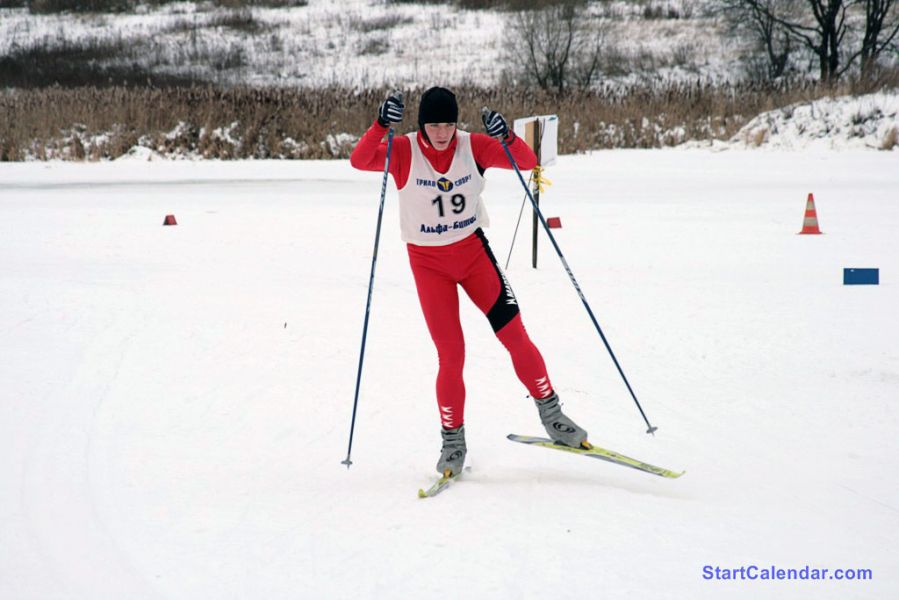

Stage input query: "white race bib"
[{"left": 398, "top": 131, "right": 488, "bottom": 246}]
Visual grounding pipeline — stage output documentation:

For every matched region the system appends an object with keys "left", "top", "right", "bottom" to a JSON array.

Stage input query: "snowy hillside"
[
  {"left": 0, "top": 0, "right": 734, "bottom": 89},
  {"left": 2, "top": 148, "right": 898, "bottom": 599}
]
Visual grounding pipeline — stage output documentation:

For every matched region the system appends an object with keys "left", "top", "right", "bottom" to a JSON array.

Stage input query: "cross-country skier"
[{"left": 350, "top": 87, "right": 588, "bottom": 478}]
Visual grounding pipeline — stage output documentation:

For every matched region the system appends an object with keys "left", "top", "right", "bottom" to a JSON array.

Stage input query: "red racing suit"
[{"left": 350, "top": 120, "right": 553, "bottom": 429}]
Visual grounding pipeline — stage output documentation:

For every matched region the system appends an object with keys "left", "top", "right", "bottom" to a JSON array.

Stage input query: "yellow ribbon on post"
[{"left": 531, "top": 164, "right": 552, "bottom": 194}]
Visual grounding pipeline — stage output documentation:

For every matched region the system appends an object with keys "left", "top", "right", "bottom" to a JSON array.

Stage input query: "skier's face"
[{"left": 424, "top": 123, "right": 456, "bottom": 151}]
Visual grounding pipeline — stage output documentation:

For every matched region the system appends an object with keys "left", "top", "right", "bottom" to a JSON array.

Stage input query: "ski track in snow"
[{"left": 1, "top": 150, "right": 898, "bottom": 599}]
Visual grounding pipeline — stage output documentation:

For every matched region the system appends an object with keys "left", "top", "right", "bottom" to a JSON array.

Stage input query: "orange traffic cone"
[
  {"left": 163, "top": 214, "right": 177, "bottom": 226},
  {"left": 798, "top": 193, "right": 822, "bottom": 234}
]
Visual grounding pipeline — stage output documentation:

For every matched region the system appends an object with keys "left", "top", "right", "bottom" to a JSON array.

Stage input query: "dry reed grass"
[
  {"left": 0, "top": 77, "right": 894, "bottom": 161},
  {"left": 881, "top": 125, "right": 899, "bottom": 150}
]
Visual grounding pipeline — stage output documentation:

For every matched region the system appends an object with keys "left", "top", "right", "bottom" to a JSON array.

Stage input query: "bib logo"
[{"left": 415, "top": 174, "right": 472, "bottom": 190}]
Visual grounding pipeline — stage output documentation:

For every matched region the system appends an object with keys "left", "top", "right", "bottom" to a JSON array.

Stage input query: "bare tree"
[
  {"left": 506, "top": 2, "right": 603, "bottom": 94},
  {"left": 721, "top": 0, "right": 898, "bottom": 81},
  {"left": 725, "top": 0, "right": 850, "bottom": 82},
  {"left": 795, "top": 0, "right": 849, "bottom": 82},
  {"left": 857, "top": 0, "right": 899, "bottom": 75},
  {"left": 718, "top": 0, "right": 797, "bottom": 80},
  {"left": 570, "top": 22, "right": 605, "bottom": 88}
]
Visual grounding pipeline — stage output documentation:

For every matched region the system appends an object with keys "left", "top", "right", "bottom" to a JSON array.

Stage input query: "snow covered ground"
[
  {"left": 2, "top": 149, "right": 898, "bottom": 599},
  {"left": 730, "top": 91, "right": 899, "bottom": 151}
]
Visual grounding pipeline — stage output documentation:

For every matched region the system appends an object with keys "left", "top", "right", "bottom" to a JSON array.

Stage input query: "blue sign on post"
[{"left": 843, "top": 268, "right": 879, "bottom": 285}]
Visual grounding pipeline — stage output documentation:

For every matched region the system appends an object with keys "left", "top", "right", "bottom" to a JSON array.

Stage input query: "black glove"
[
  {"left": 481, "top": 107, "right": 510, "bottom": 139},
  {"left": 377, "top": 91, "right": 404, "bottom": 127}
]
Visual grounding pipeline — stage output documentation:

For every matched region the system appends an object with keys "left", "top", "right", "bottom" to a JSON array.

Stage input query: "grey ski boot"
[
  {"left": 436, "top": 425, "right": 467, "bottom": 477},
  {"left": 534, "top": 393, "right": 589, "bottom": 448}
]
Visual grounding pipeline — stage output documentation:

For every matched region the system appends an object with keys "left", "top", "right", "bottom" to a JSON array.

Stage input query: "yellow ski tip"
[{"left": 417, "top": 488, "right": 427, "bottom": 498}]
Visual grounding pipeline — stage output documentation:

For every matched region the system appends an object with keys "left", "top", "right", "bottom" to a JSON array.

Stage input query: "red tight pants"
[{"left": 407, "top": 229, "right": 553, "bottom": 430}]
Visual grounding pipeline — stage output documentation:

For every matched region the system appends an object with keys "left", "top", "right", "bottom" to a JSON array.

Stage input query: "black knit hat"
[{"left": 418, "top": 87, "right": 458, "bottom": 128}]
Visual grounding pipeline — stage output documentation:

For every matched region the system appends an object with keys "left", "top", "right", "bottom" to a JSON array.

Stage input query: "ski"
[
  {"left": 417, "top": 467, "right": 469, "bottom": 499},
  {"left": 507, "top": 434, "right": 685, "bottom": 479}
]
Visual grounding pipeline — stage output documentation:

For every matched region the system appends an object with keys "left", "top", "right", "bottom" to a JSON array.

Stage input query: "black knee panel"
[{"left": 476, "top": 229, "right": 521, "bottom": 332}]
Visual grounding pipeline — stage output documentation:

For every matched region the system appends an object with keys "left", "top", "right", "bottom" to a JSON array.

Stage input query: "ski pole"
[
  {"left": 503, "top": 172, "right": 533, "bottom": 271},
  {"left": 342, "top": 126, "right": 396, "bottom": 468},
  {"left": 487, "top": 109, "right": 657, "bottom": 435}
]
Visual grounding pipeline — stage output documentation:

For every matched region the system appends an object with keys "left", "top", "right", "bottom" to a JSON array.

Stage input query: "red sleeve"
[
  {"left": 470, "top": 131, "right": 538, "bottom": 172},
  {"left": 349, "top": 119, "right": 411, "bottom": 188}
]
